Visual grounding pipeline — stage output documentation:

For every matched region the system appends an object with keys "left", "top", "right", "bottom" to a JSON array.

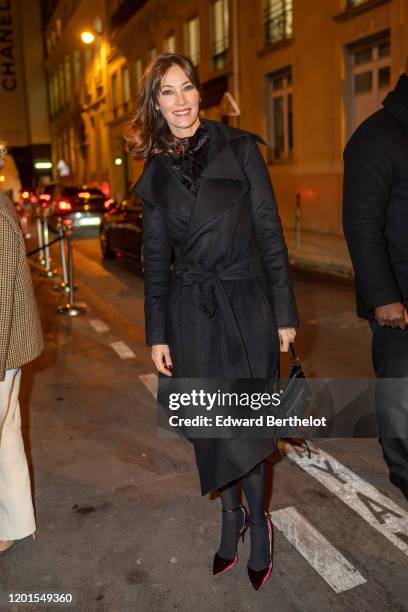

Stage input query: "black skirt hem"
[{"left": 197, "top": 437, "right": 277, "bottom": 496}]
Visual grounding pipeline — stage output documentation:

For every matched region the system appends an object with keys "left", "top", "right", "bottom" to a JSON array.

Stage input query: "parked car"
[
  {"left": 99, "top": 191, "right": 144, "bottom": 273},
  {"left": 46, "top": 185, "right": 115, "bottom": 231},
  {"left": 15, "top": 188, "right": 37, "bottom": 238},
  {"left": 19, "top": 188, "right": 38, "bottom": 207},
  {"left": 34, "top": 182, "right": 63, "bottom": 216}
]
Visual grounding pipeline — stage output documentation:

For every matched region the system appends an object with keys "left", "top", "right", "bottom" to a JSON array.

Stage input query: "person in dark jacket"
[
  {"left": 343, "top": 73, "right": 408, "bottom": 502},
  {"left": 126, "top": 53, "right": 299, "bottom": 590}
]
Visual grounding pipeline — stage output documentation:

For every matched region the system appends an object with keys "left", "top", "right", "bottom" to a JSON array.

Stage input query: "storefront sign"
[{"left": 0, "top": 1, "right": 16, "bottom": 92}]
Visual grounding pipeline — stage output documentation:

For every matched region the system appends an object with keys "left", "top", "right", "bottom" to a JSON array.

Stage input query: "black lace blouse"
[{"left": 170, "top": 119, "right": 210, "bottom": 196}]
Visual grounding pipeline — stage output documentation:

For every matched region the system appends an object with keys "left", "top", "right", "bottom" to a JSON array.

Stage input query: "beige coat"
[{"left": 0, "top": 190, "right": 43, "bottom": 380}]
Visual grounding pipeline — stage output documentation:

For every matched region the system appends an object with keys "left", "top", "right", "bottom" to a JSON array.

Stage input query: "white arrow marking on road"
[
  {"left": 284, "top": 441, "right": 408, "bottom": 555},
  {"left": 272, "top": 506, "right": 367, "bottom": 593},
  {"left": 110, "top": 341, "right": 136, "bottom": 359},
  {"left": 89, "top": 318, "right": 110, "bottom": 333},
  {"left": 139, "top": 373, "right": 158, "bottom": 399}
]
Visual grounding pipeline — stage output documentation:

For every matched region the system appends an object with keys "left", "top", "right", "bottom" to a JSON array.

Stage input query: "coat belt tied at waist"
[
  {"left": 173, "top": 258, "right": 254, "bottom": 376},
  {"left": 173, "top": 259, "right": 253, "bottom": 317}
]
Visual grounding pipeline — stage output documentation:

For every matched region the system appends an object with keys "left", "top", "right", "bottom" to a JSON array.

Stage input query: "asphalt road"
[{"left": 1, "top": 228, "right": 407, "bottom": 612}]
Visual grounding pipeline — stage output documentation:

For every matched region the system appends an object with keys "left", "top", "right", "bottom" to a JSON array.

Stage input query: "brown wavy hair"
[
  {"left": 124, "top": 52, "right": 202, "bottom": 161},
  {"left": 0, "top": 142, "right": 7, "bottom": 164}
]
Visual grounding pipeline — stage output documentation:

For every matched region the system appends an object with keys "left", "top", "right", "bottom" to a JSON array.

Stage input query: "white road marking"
[
  {"left": 139, "top": 373, "right": 158, "bottom": 399},
  {"left": 110, "top": 341, "right": 136, "bottom": 359},
  {"left": 89, "top": 318, "right": 110, "bottom": 333},
  {"left": 284, "top": 441, "right": 408, "bottom": 555},
  {"left": 138, "top": 373, "right": 179, "bottom": 438},
  {"left": 272, "top": 506, "right": 367, "bottom": 593}
]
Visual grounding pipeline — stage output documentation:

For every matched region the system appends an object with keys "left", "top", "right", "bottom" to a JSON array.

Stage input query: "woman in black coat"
[{"left": 126, "top": 53, "right": 299, "bottom": 591}]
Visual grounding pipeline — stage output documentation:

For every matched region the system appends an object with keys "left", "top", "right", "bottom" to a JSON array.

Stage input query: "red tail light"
[
  {"left": 56, "top": 200, "right": 73, "bottom": 214},
  {"left": 104, "top": 198, "right": 114, "bottom": 209},
  {"left": 39, "top": 194, "right": 51, "bottom": 201}
]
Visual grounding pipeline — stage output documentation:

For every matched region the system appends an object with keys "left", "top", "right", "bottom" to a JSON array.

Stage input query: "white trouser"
[{"left": 0, "top": 368, "right": 36, "bottom": 540}]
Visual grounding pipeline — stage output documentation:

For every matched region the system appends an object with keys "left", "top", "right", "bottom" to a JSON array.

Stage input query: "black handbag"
[{"left": 275, "top": 342, "right": 312, "bottom": 439}]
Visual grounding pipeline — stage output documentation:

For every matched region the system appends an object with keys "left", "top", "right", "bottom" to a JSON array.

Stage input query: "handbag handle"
[{"left": 289, "top": 341, "right": 299, "bottom": 362}]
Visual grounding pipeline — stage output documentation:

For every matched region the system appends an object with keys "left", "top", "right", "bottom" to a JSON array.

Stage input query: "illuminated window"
[
  {"left": 48, "top": 79, "right": 55, "bottom": 116},
  {"left": 164, "top": 33, "right": 176, "bottom": 53},
  {"left": 69, "top": 125, "right": 76, "bottom": 173},
  {"left": 348, "top": 37, "right": 391, "bottom": 132},
  {"left": 134, "top": 58, "right": 143, "bottom": 94},
  {"left": 211, "top": 0, "right": 229, "bottom": 70},
  {"left": 264, "top": 0, "right": 293, "bottom": 45},
  {"left": 53, "top": 75, "right": 59, "bottom": 112},
  {"left": 64, "top": 55, "right": 71, "bottom": 101},
  {"left": 122, "top": 66, "right": 130, "bottom": 112},
  {"left": 112, "top": 73, "right": 119, "bottom": 118},
  {"left": 74, "top": 49, "right": 81, "bottom": 94},
  {"left": 185, "top": 15, "right": 200, "bottom": 65},
  {"left": 95, "top": 35, "right": 103, "bottom": 87},
  {"left": 266, "top": 68, "right": 293, "bottom": 161},
  {"left": 59, "top": 64, "right": 65, "bottom": 107}
]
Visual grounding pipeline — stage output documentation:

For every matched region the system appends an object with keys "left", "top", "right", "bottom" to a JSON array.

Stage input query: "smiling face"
[{"left": 156, "top": 64, "right": 201, "bottom": 137}]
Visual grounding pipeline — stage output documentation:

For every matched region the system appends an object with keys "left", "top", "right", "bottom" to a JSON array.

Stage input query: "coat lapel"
[
  {"left": 133, "top": 153, "right": 193, "bottom": 219},
  {"left": 132, "top": 119, "right": 267, "bottom": 241},
  {"left": 183, "top": 129, "right": 250, "bottom": 241}
]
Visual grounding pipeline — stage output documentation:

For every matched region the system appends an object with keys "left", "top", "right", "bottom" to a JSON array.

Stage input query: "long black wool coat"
[
  {"left": 132, "top": 118, "right": 299, "bottom": 495},
  {"left": 343, "top": 73, "right": 408, "bottom": 320}
]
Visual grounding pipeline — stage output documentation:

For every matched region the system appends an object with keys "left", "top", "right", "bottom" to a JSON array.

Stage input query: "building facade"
[
  {"left": 42, "top": 0, "right": 408, "bottom": 233},
  {"left": 237, "top": 0, "right": 408, "bottom": 234},
  {"left": 0, "top": 0, "right": 51, "bottom": 199},
  {"left": 42, "top": 0, "right": 112, "bottom": 195}
]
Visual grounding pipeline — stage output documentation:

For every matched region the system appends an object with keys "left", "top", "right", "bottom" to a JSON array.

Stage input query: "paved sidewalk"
[
  {"left": 285, "top": 228, "right": 353, "bottom": 278},
  {"left": 2, "top": 235, "right": 408, "bottom": 611}
]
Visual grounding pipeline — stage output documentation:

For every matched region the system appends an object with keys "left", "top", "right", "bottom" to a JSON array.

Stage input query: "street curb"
[{"left": 288, "top": 254, "right": 354, "bottom": 280}]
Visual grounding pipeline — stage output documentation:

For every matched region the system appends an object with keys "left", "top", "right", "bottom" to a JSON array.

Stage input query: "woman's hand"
[
  {"left": 278, "top": 328, "right": 296, "bottom": 352},
  {"left": 151, "top": 344, "right": 173, "bottom": 376}
]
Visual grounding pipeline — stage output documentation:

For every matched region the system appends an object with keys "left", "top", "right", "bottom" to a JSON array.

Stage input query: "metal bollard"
[
  {"left": 295, "top": 193, "right": 301, "bottom": 250},
  {"left": 57, "top": 225, "right": 86, "bottom": 317},
  {"left": 42, "top": 216, "right": 57, "bottom": 277},
  {"left": 54, "top": 218, "right": 70, "bottom": 292},
  {"left": 36, "top": 217, "right": 45, "bottom": 265}
]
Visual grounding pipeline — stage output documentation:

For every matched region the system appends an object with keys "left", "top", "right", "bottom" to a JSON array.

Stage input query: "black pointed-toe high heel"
[
  {"left": 247, "top": 513, "right": 274, "bottom": 591},
  {"left": 213, "top": 505, "right": 250, "bottom": 576}
]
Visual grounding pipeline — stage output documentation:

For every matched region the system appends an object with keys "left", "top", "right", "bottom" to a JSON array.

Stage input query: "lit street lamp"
[{"left": 80, "top": 31, "right": 95, "bottom": 44}]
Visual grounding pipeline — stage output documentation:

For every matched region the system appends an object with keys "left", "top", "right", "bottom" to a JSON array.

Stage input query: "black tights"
[{"left": 217, "top": 461, "right": 270, "bottom": 570}]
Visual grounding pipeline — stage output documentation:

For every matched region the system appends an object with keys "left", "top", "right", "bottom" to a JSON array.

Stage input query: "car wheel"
[
  {"left": 139, "top": 242, "right": 144, "bottom": 276},
  {"left": 100, "top": 230, "right": 116, "bottom": 260}
]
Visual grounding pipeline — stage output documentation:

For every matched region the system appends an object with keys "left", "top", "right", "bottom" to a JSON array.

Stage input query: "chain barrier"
[
  {"left": 28, "top": 208, "right": 86, "bottom": 317},
  {"left": 56, "top": 225, "right": 86, "bottom": 317},
  {"left": 26, "top": 234, "right": 63, "bottom": 257}
]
